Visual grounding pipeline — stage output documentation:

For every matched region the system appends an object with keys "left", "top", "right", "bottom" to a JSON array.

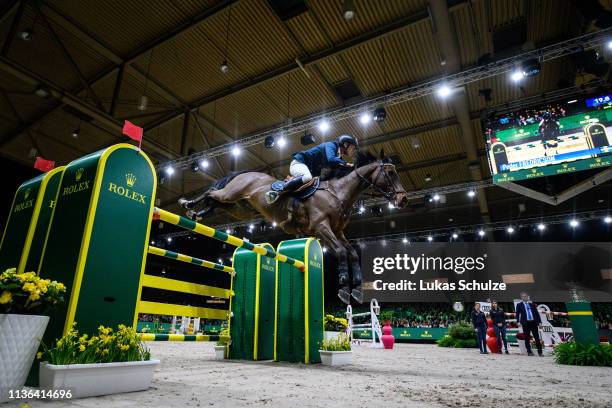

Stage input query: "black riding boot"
[
  {"left": 351, "top": 266, "right": 363, "bottom": 304},
  {"left": 265, "top": 177, "right": 304, "bottom": 204},
  {"left": 338, "top": 273, "right": 351, "bottom": 305}
]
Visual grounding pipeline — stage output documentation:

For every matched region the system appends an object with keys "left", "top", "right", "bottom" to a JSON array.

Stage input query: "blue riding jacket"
[{"left": 292, "top": 141, "right": 347, "bottom": 176}]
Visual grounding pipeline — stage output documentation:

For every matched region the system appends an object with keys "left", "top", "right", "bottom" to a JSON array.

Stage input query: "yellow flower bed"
[{"left": 0, "top": 268, "right": 65, "bottom": 314}]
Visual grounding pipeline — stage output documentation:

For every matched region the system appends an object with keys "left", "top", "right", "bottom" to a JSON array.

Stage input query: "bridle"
[{"left": 356, "top": 161, "right": 407, "bottom": 201}]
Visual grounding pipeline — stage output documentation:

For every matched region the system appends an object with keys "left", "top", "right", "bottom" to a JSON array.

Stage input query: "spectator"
[
  {"left": 471, "top": 302, "right": 488, "bottom": 354},
  {"left": 516, "top": 292, "right": 543, "bottom": 356}
]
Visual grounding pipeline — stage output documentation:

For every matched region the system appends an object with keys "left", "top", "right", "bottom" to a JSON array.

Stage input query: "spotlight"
[
  {"left": 264, "top": 135, "right": 275, "bottom": 148},
  {"left": 277, "top": 136, "right": 287, "bottom": 148},
  {"left": 478, "top": 230, "right": 485, "bottom": 237},
  {"left": 427, "top": 235, "right": 433, "bottom": 242},
  {"left": 433, "top": 194, "right": 440, "bottom": 202},
  {"left": 18, "top": 29, "right": 33, "bottom": 42},
  {"left": 402, "top": 237, "right": 408, "bottom": 244},
  {"left": 410, "top": 136, "right": 421, "bottom": 149},
  {"left": 608, "top": 40, "right": 612, "bottom": 50},
  {"left": 537, "top": 223, "right": 546, "bottom": 231},
  {"left": 231, "top": 146, "right": 241, "bottom": 157},
  {"left": 510, "top": 70, "right": 525, "bottom": 82},
  {"left": 604, "top": 216, "right": 612, "bottom": 224},
  {"left": 323, "top": 246, "right": 327, "bottom": 253},
  {"left": 452, "top": 233, "right": 458, "bottom": 239},
  {"left": 506, "top": 226, "right": 515, "bottom": 234},
  {"left": 225, "top": 229, "right": 231, "bottom": 234},
  {"left": 151, "top": 240, "right": 155, "bottom": 245},
  {"left": 219, "top": 60, "right": 229, "bottom": 74},
  {"left": 138, "top": 95, "right": 148, "bottom": 111},
  {"left": 569, "top": 219, "right": 579, "bottom": 228},
  {"left": 166, "top": 237, "right": 172, "bottom": 243},
  {"left": 34, "top": 86, "right": 51, "bottom": 99},
  {"left": 301, "top": 133, "right": 316, "bottom": 145},
  {"left": 248, "top": 223, "right": 254, "bottom": 231},
  {"left": 358, "top": 205, "right": 365, "bottom": 214},
  {"left": 200, "top": 159, "right": 209, "bottom": 169},
  {"left": 359, "top": 112, "right": 372, "bottom": 125},
  {"left": 191, "top": 162, "right": 199, "bottom": 172},
  {"left": 373, "top": 107, "right": 387, "bottom": 122},
  {"left": 272, "top": 221, "right": 277, "bottom": 227},
  {"left": 437, "top": 85, "right": 452, "bottom": 98},
  {"left": 343, "top": 0, "right": 355, "bottom": 20},
  {"left": 388, "top": 202, "right": 394, "bottom": 209},
  {"left": 71, "top": 128, "right": 79, "bottom": 138},
  {"left": 318, "top": 119, "right": 330, "bottom": 133},
  {"left": 218, "top": 258, "right": 223, "bottom": 264},
  {"left": 165, "top": 166, "right": 175, "bottom": 176},
  {"left": 424, "top": 173, "right": 432, "bottom": 182},
  {"left": 467, "top": 190, "right": 476, "bottom": 198}
]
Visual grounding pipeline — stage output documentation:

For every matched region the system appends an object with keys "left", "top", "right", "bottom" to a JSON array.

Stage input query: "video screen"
[{"left": 484, "top": 94, "right": 612, "bottom": 183}]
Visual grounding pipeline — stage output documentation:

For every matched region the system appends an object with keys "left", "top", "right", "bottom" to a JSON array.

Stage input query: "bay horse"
[{"left": 178, "top": 150, "right": 408, "bottom": 304}]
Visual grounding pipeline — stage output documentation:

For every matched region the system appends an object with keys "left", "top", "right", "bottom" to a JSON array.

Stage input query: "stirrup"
[
  {"left": 338, "top": 287, "right": 351, "bottom": 305},
  {"left": 265, "top": 191, "right": 279, "bottom": 204}
]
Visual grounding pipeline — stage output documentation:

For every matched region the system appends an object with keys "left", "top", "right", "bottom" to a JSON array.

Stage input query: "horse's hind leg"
[{"left": 339, "top": 232, "right": 363, "bottom": 304}]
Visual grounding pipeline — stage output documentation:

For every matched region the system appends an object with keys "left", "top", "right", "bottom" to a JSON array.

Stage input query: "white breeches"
[{"left": 289, "top": 160, "right": 313, "bottom": 183}]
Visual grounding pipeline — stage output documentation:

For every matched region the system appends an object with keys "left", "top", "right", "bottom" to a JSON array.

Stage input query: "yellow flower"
[
  {"left": 22, "top": 282, "right": 36, "bottom": 293},
  {"left": 0, "top": 290, "right": 12, "bottom": 304},
  {"left": 102, "top": 349, "right": 109, "bottom": 355},
  {"left": 28, "top": 291, "right": 41, "bottom": 302},
  {"left": 36, "top": 352, "right": 43, "bottom": 360},
  {"left": 79, "top": 345, "right": 86, "bottom": 352},
  {"left": 21, "top": 403, "right": 29, "bottom": 408},
  {"left": 55, "top": 282, "right": 66, "bottom": 291}
]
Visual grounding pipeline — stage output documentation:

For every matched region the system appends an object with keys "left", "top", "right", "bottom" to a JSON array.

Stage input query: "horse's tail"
[{"left": 178, "top": 170, "right": 249, "bottom": 210}]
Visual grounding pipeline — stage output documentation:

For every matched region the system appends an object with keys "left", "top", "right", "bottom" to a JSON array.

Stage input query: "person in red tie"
[{"left": 515, "top": 292, "right": 543, "bottom": 356}]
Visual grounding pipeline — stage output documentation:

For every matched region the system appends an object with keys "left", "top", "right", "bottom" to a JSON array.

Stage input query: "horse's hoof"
[
  {"left": 338, "top": 287, "right": 351, "bottom": 305},
  {"left": 351, "top": 287, "right": 364, "bottom": 304}
]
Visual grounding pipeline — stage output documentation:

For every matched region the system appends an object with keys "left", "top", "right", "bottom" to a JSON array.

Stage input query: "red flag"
[
  {"left": 34, "top": 157, "right": 55, "bottom": 172},
  {"left": 122, "top": 120, "right": 143, "bottom": 147}
]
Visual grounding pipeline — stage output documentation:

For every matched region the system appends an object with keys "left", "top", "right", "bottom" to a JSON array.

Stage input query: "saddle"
[{"left": 270, "top": 177, "right": 320, "bottom": 200}]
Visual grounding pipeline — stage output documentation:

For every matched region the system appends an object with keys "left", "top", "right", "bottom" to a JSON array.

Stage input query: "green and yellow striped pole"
[
  {"left": 148, "top": 246, "right": 234, "bottom": 274},
  {"left": 153, "top": 208, "right": 305, "bottom": 271},
  {"left": 566, "top": 302, "right": 599, "bottom": 345}
]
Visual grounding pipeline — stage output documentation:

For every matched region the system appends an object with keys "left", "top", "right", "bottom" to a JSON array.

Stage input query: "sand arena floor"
[{"left": 7, "top": 342, "right": 612, "bottom": 408}]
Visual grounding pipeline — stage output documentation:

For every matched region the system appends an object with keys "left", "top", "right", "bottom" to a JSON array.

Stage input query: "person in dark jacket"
[
  {"left": 515, "top": 292, "right": 543, "bottom": 356},
  {"left": 265, "top": 135, "right": 358, "bottom": 203},
  {"left": 471, "top": 302, "right": 488, "bottom": 354},
  {"left": 489, "top": 300, "right": 509, "bottom": 354}
]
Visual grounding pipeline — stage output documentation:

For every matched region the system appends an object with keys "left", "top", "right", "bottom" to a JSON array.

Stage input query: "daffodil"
[{"left": 0, "top": 290, "right": 12, "bottom": 304}]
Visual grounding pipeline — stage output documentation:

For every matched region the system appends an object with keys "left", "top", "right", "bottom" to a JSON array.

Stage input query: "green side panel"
[
  {"left": 229, "top": 243, "right": 275, "bottom": 360},
  {"left": 257, "top": 251, "right": 276, "bottom": 360},
  {"left": 275, "top": 238, "right": 324, "bottom": 364},
  {"left": 305, "top": 239, "right": 324, "bottom": 363},
  {"left": 24, "top": 169, "right": 64, "bottom": 272},
  {"left": 0, "top": 175, "right": 43, "bottom": 270},
  {"left": 566, "top": 302, "right": 599, "bottom": 345}
]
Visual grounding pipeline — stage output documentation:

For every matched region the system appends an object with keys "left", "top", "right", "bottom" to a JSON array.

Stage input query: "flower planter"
[
  {"left": 319, "top": 350, "right": 353, "bottom": 366},
  {"left": 0, "top": 314, "right": 49, "bottom": 403},
  {"left": 324, "top": 331, "right": 342, "bottom": 340},
  {"left": 39, "top": 359, "right": 160, "bottom": 399},
  {"left": 214, "top": 345, "right": 226, "bottom": 360}
]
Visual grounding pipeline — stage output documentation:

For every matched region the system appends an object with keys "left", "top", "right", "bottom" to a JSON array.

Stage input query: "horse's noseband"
[{"left": 357, "top": 162, "right": 407, "bottom": 200}]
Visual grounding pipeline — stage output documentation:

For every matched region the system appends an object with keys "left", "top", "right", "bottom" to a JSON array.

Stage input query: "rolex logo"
[
  {"left": 596, "top": 158, "right": 601, "bottom": 163},
  {"left": 126, "top": 173, "right": 136, "bottom": 187},
  {"left": 24, "top": 188, "right": 31, "bottom": 199},
  {"left": 75, "top": 168, "right": 84, "bottom": 181}
]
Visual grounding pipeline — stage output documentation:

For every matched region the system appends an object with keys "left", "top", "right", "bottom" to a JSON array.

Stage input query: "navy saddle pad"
[{"left": 270, "top": 177, "right": 320, "bottom": 200}]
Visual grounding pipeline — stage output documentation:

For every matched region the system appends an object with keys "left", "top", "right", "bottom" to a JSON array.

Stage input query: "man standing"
[
  {"left": 489, "top": 300, "right": 509, "bottom": 354},
  {"left": 515, "top": 292, "right": 543, "bottom": 356},
  {"left": 471, "top": 302, "right": 488, "bottom": 354}
]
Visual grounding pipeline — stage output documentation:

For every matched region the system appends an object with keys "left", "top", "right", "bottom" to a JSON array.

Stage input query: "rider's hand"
[{"left": 345, "top": 163, "right": 354, "bottom": 167}]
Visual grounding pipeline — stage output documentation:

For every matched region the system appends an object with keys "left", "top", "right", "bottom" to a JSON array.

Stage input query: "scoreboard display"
[{"left": 484, "top": 94, "right": 612, "bottom": 183}]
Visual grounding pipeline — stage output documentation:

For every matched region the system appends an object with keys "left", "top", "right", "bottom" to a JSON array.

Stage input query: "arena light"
[
  {"left": 219, "top": 60, "right": 229, "bottom": 74},
  {"left": 150, "top": 240, "right": 155, "bottom": 245},
  {"left": 467, "top": 190, "right": 476, "bottom": 198},
  {"left": 318, "top": 119, "right": 330, "bottom": 133},
  {"left": 18, "top": 29, "right": 33, "bottom": 42},
  {"left": 607, "top": 40, "right": 612, "bottom": 50},
  {"left": 537, "top": 223, "right": 546, "bottom": 231},
  {"left": 218, "top": 258, "right": 223, "bottom": 264},
  {"left": 604, "top": 216, "right": 612, "bottom": 224},
  {"left": 478, "top": 229, "right": 485, "bottom": 237},
  {"left": 437, "top": 85, "right": 452, "bottom": 98},
  {"left": 359, "top": 112, "right": 372, "bottom": 125},
  {"left": 200, "top": 159, "right": 209, "bottom": 169},
  {"left": 231, "top": 146, "right": 241, "bottom": 157},
  {"left": 225, "top": 229, "right": 231, "bottom": 234},
  {"left": 343, "top": 0, "right": 355, "bottom": 20},
  {"left": 323, "top": 246, "right": 327, "bottom": 253},
  {"left": 402, "top": 237, "right": 408, "bottom": 244},
  {"left": 432, "top": 194, "right": 440, "bottom": 202},
  {"left": 510, "top": 70, "right": 525, "bottom": 82},
  {"left": 427, "top": 235, "right": 433, "bottom": 242},
  {"left": 506, "top": 226, "right": 515, "bottom": 234},
  {"left": 164, "top": 166, "right": 175, "bottom": 176},
  {"left": 272, "top": 221, "right": 277, "bottom": 227},
  {"left": 569, "top": 219, "right": 579, "bottom": 228},
  {"left": 388, "top": 202, "right": 394, "bottom": 209},
  {"left": 166, "top": 237, "right": 172, "bottom": 243},
  {"left": 277, "top": 136, "right": 287, "bottom": 148},
  {"left": 452, "top": 233, "right": 458, "bottom": 239},
  {"left": 358, "top": 205, "right": 365, "bottom": 214}
]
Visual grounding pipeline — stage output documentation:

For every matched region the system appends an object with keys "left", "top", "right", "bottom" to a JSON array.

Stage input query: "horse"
[{"left": 178, "top": 150, "right": 408, "bottom": 304}]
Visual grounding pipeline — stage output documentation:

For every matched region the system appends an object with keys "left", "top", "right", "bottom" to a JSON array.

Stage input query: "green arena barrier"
[{"left": 0, "top": 166, "right": 64, "bottom": 273}]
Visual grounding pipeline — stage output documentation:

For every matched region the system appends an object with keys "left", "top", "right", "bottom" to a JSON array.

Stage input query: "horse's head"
[{"left": 357, "top": 150, "right": 408, "bottom": 208}]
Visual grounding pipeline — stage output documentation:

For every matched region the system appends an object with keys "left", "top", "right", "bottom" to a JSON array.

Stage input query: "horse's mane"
[{"left": 324, "top": 150, "right": 378, "bottom": 180}]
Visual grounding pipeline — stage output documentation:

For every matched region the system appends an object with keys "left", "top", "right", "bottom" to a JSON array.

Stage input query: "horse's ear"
[{"left": 379, "top": 148, "right": 385, "bottom": 159}]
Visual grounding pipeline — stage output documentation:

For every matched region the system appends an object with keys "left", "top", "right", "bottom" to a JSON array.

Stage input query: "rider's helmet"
[{"left": 338, "top": 134, "right": 358, "bottom": 148}]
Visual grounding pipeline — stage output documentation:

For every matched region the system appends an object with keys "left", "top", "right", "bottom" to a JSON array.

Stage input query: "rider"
[{"left": 265, "top": 134, "right": 358, "bottom": 203}]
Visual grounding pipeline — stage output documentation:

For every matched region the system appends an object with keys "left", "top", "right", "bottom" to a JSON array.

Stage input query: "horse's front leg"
[
  {"left": 315, "top": 221, "right": 351, "bottom": 304},
  {"left": 338, "top": 232, "right": 363, "bottom": 304}
]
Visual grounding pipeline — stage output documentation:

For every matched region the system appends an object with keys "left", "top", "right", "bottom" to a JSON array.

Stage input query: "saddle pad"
[{"left": 270, "top": 178, "right": 320, "bottom": 200}]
